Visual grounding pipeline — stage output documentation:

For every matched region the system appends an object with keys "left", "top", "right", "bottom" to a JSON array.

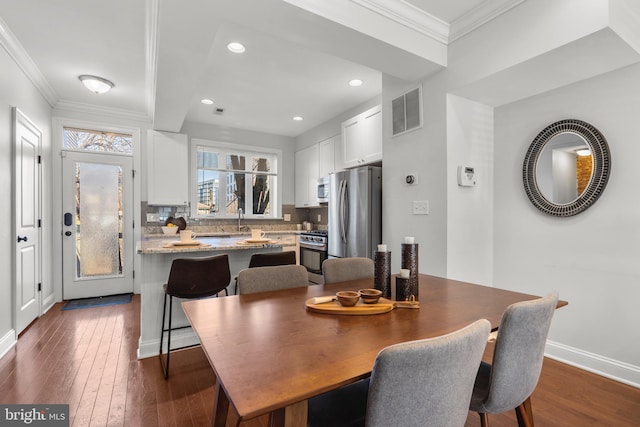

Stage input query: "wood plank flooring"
[{"left": 0, "top": 295, "right": 638, "bottom": 426}]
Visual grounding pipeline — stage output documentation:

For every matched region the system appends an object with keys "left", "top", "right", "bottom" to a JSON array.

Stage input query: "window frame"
[{"left": 190, "top": 138, "right": 282, "bottom": 219}]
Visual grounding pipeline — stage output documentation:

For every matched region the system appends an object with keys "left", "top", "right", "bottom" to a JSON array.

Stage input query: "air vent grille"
[{"left": 392, "top": 86, "right": 422, "bottom": 136}]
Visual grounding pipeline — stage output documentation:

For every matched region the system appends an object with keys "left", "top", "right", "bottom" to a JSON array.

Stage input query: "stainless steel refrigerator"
[{"left": 328, "top": 166, "right": 382, "bottom": 259}]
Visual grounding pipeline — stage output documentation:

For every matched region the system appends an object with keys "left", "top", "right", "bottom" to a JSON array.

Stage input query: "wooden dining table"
[{"left": 182, "top": 273, "right": 567, "bottom": 427}]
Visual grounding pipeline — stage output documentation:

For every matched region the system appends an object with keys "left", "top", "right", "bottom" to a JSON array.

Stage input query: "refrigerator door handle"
[{"left": 340, "top": 179, "right": 349, "bottom": 243}]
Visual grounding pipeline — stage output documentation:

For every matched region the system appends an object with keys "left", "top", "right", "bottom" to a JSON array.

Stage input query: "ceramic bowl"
[
  {"left": 336, "top": 291, "right": 360, "bottom": 307},
  {"left": 358, "top": 288, "right": 382, "bottom": 304},
  {"left": 161, "top": 226, "right": 179, "bottom": 235}
]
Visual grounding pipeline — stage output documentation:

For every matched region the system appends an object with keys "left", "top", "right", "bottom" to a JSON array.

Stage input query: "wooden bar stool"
[{"left": 159, "top": 254, "right": 230, "bottom": 379}]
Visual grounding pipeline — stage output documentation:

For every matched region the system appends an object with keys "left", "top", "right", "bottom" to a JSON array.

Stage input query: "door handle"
[
  {"left": 17, "top": 235, "right": 28, "bottom": 243},
  {"left": 64, "top": 212, "right": 73, "bottom": 226}
]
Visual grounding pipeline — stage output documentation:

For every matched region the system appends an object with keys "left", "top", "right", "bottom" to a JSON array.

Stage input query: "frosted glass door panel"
[{"left": 76, "top": 162, "right": 122, "bottom": 278}]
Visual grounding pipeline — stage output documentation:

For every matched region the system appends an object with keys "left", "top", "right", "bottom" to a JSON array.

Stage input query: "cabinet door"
[
  {"left": 341, "top": 104, "right": 382, "bottom": 168},
  {"left": 342, "top": 115, "right": 363, "bottom": 169},
  {"left": 147, "top": 130, "right": 189, "bottom": 205},
  {"left": 318, "top": 135, "right": 337, "bottom": 177},
  {"left": 294, "top": 145, "right": 319, "bottom": 207}
]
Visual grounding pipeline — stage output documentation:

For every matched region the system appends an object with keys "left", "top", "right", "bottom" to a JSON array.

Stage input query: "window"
[
  {"left": 192, "top": 139, "right": 280, "bottom": 219},
  {"left": 63, "top": 127, "right": 133, "bottom": 154}
]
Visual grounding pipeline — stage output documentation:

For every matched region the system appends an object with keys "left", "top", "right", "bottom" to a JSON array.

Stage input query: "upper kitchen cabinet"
[
  {"left": 147, "top": 130, "right": 189, "bottom": 205},
  {"left": 319, "top": 134, "right": 339, "bottom": 177},
  {"left": 341, "top": 104, "right": 382, "bottom": 169},
  {"left": 295, "top": 144, "right": 320, "bottom": 208}
]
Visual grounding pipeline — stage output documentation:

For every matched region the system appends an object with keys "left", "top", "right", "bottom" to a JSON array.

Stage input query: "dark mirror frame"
[{"left": 522, "top": 119, "right": 611, "bottom": 217}]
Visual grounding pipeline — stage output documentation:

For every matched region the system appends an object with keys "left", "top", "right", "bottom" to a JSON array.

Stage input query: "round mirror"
[{"left": 523, "top": 119, "right": 611, "bottom": 217}]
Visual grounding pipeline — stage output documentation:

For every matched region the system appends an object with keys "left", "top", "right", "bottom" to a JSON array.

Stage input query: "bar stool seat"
[{"left": 159, "top": 254, "right": 230, "bottom": 378}]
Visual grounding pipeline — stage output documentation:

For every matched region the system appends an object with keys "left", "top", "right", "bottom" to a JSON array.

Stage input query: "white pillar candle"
[
  {"left": 377, "top": 244, "right": 387, "bottom": 252},
  {"left": 399, "top": 269, "right": 410, "bottom": 278},
  {"left": 404, "top": 236, "right": 415, "bottom": 244}
]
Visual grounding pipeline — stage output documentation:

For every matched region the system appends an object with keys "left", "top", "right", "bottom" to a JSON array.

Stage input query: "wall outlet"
[
  {"left": 412, "top": 200, "right": 429, "bottom": 215},
  {"left": 317, "top": 214, "right": 322, "bottom": 222},
  {"left": 284, "top": 213, "right": 291, "bottom": 222},
  {"left": 146, "top": 213, "right": 160, "bottom": 222}
]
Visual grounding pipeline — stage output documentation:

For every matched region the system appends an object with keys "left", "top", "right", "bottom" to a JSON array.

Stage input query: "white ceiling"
[{"left": 0, "top": 0, "right": 495, "bottom": 137}]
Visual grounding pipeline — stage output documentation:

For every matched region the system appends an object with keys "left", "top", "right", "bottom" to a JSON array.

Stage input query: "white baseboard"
[
  {"left": 0, "top": 329, "right": 17, "bottom": 360},
  {"left": 546, "top": 340, "right": 640, "bottom": 388},
  {"left": 42, "top": 293, "right": 56, "bottom": 314},
  {"left": 137, "top": 329, "right": 200, "bottom": 359}
]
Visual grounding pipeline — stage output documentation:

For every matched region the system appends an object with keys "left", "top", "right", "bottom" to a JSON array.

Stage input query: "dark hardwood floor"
[{"left": 0, "top": 295, "right": 638, "bottom": 426}]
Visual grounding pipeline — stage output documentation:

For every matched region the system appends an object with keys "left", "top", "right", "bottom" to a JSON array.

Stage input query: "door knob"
[{"left": 17, "top": 235, "right": 28, "bottom": 243}]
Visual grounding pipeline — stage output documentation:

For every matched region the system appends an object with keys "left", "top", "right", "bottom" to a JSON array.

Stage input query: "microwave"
[{"left": 317, "top": 176, "right": 330, "bottom": 203}]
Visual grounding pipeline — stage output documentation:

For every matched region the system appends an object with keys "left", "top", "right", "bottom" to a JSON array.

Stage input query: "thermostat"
[{"left": 457, "top": 166, "right": 476, "bottom": 187}]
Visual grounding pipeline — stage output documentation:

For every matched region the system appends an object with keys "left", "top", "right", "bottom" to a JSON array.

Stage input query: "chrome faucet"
[{"left": 238, "top": 207, "right": 244, "bottom": 231}]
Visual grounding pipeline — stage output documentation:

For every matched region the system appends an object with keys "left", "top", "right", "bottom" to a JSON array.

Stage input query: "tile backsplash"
[{"left": 142, "top": 203, "right": 327, "bottom": 235}]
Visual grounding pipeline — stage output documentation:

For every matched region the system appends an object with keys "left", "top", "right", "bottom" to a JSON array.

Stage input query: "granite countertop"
[{"left": 137, "top": 236, "right": 284, "bottom": 254}]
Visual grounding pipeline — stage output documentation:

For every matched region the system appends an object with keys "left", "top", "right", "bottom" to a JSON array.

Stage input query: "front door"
[
  {"left": 14, "top": 108, "right": 41, "bottom": 334},
  {"left": 62, "top": 151, "right": 133, "bottom": 299}
]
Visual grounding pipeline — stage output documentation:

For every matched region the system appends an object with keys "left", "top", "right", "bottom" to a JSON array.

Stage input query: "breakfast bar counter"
[{"left": 136, "top": 236, "right": 283, "bottom": 358}]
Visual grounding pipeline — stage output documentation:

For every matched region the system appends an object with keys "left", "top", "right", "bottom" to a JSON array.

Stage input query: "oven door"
[{"left": 299, "top": 244, "right": 327, "bottom": 275}]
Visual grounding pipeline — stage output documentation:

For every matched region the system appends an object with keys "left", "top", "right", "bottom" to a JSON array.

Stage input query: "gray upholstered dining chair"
[
  {"left": 308, "top": 319, "right": 491, "bottom": 427},
  {"left": 322, "top": 257, "right": 374, "bottom": 284},
  {"left": 233, "top": 250, "right": 297, "bottom": 294},
  {"left": 469, "top": 292, "right": 559, "bottom": 427},
  {"left": 237, "top": 264, "right": 309, "bottom": 294}
]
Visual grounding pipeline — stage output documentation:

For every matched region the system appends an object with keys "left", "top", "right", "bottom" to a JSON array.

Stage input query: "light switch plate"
[
  {"left": 146, "top": 213, "right": 160, "bottom": 222},
  {"left": 412, "top": 200, "right": 429, "bottom": 215},
  {"left": 317, "top": 214, "right": 322, "bottom": 222},
  {"left": 284, "top": 213, "right": 291, "bottom": 222}
]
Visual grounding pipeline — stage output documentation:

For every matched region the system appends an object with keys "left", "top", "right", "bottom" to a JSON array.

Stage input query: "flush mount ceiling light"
[
  {"left": 227, "top": 42, "right": 246, "bottom": 53},
  {"left": 201, "top": 98, "right": 214, "bottom": 105},
  {"left": 293, "top": 116, "right": 304, "bottom": 121},
  {"left": 78, "top": 75, "right": 114, "bottom": 94},
  {"left": 348, "top": 79, "right": 364, "bottom": 87},
  {"left": 576, "top": 148, "right": 592, "bottom": 156}
]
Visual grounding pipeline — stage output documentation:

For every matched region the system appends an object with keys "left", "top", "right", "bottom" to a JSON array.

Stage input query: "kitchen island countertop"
[{"left": 137, "top": 236, "right": 283, "bottom": 254}]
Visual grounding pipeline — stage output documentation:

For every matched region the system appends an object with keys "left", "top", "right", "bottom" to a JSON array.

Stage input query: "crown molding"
[
  {"left": 351, "top": 0, "right": 449, "bottom": 44},
  {"left": 450, "top": 0, "right": 525, "bottom": 43},
  {"left": 54, "top": 99, "right": 151, "bottom": 123},
  {"left": 352, "top": 0, "right": 525, "bottom": 45},
  {"left": 0, "top": 15, "right": 58, "bottom": 107}
]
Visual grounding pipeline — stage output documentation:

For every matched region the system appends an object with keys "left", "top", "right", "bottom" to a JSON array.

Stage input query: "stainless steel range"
[{"left": 298, "top": 230, "right": 328, "bottom": 284}]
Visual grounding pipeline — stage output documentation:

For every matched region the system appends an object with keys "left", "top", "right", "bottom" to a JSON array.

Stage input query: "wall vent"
[{"left": 392, "top": 86, "right": 422, "bottom": 136}]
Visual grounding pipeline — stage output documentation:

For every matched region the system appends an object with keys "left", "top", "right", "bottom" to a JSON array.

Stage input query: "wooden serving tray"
[{"left": 305, "top": 297, "right": 395, "bottom": 315}]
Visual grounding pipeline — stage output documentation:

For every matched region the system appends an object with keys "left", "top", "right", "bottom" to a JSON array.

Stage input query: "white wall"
[
  {"left": 493, "top": 63, "right": 640, "bottom": 385},
  {"left": 446, "top": 95, "right": 494, "bottom": 285},
  {"left": 0, "top": 45, "right": 53, "bottom": 357}
]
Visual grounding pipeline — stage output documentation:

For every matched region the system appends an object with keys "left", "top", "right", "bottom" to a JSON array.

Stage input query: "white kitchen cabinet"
[
  {"left": 269, "top": 233, "right": 299, "bottom": 264},
  {"left": 147, "top": 130, "right": 189, "bottom": 205},
  {"left": 295, "top": 144, "right": 320, "bottom": 207},
  {"left": 341, "top": 104, "right": 382, "bottom": 168},
  {"left": 318, "top": 134, "right": 338, "bottom": 177}
]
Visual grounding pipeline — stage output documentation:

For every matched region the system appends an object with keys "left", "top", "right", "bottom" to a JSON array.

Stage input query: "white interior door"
[
  {"left": 14, "top": 108, "right": 41, "bottom": 334},
  {"left": 62, "top": 151, "right": 133, "bottom": 299}
]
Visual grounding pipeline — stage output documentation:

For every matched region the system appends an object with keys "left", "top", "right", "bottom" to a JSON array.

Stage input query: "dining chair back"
[
  {"left": 237, "top": 264, "right": 309, "bottom": 295},
  {"left": 308, "top": 319, "right": 491, "bottom": 427},
  {"left": 469, "top": 292, "right": 559, "bottom": 427},
  {"left": 322, "top": 257, "right": 374, "bottom": 284},
  {"left": 233, "top": 250, "right": 297, "bottom": 294},
  {"left": 159, "top": 254, "right": 230, "bottom": 378}
]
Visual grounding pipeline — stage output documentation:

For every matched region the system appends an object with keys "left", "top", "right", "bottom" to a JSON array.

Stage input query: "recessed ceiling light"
[
  {"left": 348, "top": 79, "right": 363, "bottom": 87},
  {"left": 78, "top": 75, "right": 114, "bottom": 94},
  {"left": 293, "top": 116, "right": 304, "bottom": 121},
  {"left": 227, "top": 42, "right": 246, "bottom": 53},
  {"left": 201, "top": 98, "right": 214, "bottom": 105}
]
